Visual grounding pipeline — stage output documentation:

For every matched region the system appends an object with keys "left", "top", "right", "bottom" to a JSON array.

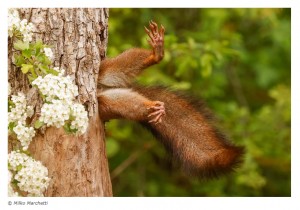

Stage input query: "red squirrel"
[{"left": 97, "top": 21, "right": 244, "bottom": 178}]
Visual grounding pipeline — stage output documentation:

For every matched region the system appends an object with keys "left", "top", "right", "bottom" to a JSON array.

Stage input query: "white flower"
[
  {"left": 13, "top": 123, "right": 35, "bottom": 150},
  {"left": 54, "top": 67, "right": 65, "bottom": 76},
  {"left": 9, "top": 92, "right": 29, "bottom": 125},
  {"left": 26, "top": 105, "right": 34, "bottom": 118},
  {"left": 32, "top": 72, "right": 78, "bottom": 103},
  {"left": 9, "top": 93, "right": 36, "bottom": 150},
  {"left": 11, "top": 92, "right": 26, "bottom": 104},
  {"left": 19, "top": 19, "right": 34, "bottom": 42},
  {"left": 8, "top": 150, "right": 29, "bottom": 171},
  {"left": 8, "top": 9, "right": 34, "bottom": 42},
  {"left": 40, "top": 100, "right": 70, "bottom": 128},
  {"left": 32, "top": 76, "right": 42, "bottom": 86},
  {"left": 44, "top": 48, "right": 54, "bottom": 59},
  {"left": 31, "top": 68, "right": 88, "bottom": 134},
  {"left": 13, "top": 123, "right": 25, "bottom": 136},
  {"left": 8, "top": 151, "right": 50, "bottom": 196},
  {"left": 70, "top": 103, "right": 88, "bottom": 135},
  {"left": 19, "top": 19, "right": 28, "bottom": 32},
  {"left": 8, "top": 9, "right": 20, "bottom": 37}
]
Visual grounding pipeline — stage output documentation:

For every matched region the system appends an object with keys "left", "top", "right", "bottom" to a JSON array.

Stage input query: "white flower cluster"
[
  {"left": 8, "top": 150, "right": 29, "bottom": 171},
  {"left": 43, "top": 48, "right": 54, "bottom": 59},
  {"left": 32, "top": 69, "right": 88, "bottom": 134},
  {"left": 8, "top": 9, "right": 20, "bottom": 37},
  {"left": 8, "top": 93, "right": 35, "bottom": 150},
  {"left": 8, "top": 9, "right": 34, "bottom": 42},
  {"left": 40, "top": 100, "right": 70, "bottom": 128},
  {"left": 13, "top": 123, "right": 36, "bottom": 150},
  {"left": 70, "top": 103, "right": 89, "bottom": 134},
  {"left": 8, "top": 151, "right": 50, "bottom": 197},
  {"left": 9, "top": 93, "right": 34, "bottom": 124},
  {"left": 19, "top": 19, "right": 34, "bottom": 42},
  {"left": 53, "top": 67, "right": 65, "bottom": 76},
  {"left": 32, "top": 73, "right": 78, "bottom": 103}
]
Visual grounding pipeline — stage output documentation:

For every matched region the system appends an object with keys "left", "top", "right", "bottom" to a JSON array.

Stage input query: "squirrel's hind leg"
[{"left": 97, "top": 88, "right": 165, "bottom": 123}]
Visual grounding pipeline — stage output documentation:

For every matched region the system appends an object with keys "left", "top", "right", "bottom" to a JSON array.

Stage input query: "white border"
[
  {"left": 0, "top": 0, "right": 295, "bottom": 8},
  {"left": 1, "top": 1, "right": 298, "bottom": 210}
]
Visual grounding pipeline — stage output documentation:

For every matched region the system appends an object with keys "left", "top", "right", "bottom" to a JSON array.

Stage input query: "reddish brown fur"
[
  {"left": 135, "top": 86, "right": 244, "bottom": 178},
  {"left": 98, "top": 88, "right": 165, "bottom": 124},
  {"left": 97, "top": 21, "right": 244, "bottom": 179}
]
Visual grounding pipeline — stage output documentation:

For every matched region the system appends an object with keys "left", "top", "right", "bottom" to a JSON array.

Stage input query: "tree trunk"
[{"left": 8, "top": 8, "right": 112, "bottom": 197}]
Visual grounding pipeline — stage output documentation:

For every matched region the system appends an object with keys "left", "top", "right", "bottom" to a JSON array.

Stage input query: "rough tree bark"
[{"left": 8, "top": 8, "right": 112, "bottom": 196}]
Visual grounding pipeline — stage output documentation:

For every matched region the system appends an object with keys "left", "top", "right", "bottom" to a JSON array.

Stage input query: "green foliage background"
[{"left": 104, "top": 8, "right": 291, "bottom": 196}]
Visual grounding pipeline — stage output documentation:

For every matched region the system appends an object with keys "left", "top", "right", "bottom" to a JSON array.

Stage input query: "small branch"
[
  {"left": 111, "top": 143, "right": 153, "bottom": 180},
  {"left": 225, "top": 60, "right": 249, "bottom": 108}
]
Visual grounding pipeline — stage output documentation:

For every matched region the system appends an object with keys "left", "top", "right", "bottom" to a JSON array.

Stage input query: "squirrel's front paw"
[
  {"left": 147, "top": 101, "right": 166, "bottom": 124},
  {"left": 144, "top": 20, "right": 165, "bottom": 63}
]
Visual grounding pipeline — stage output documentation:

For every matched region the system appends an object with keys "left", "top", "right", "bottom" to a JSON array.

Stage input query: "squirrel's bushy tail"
[{"left": 133, "top": 86, "right": 244, "bottom": 178}]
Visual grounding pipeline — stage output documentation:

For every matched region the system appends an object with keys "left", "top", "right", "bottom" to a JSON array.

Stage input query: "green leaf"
[
  {"left": 43, "top": 56, "right": 52, "bottom": 65},
  {"left": 34, "top": 48, "right": 41, "bottom": 57},
  {"left": 12, "top": 179, "right": 20, "bottom": 186},
  {"left": 38, "top": 65, "right": 49, "bottom": 74},
  {"left": 32, "top": 40, "right": 44, "bottom": 49},
  {"left": 16, "top": 164, "right": 23, "bottom": 171},
  {"left": 13, "top": 54, "right": 26, "bottom": 67},
  {"left": 21, "top": 64, "right": 33, "bottom": 74},
  {"left": 8, "top": 122, "right": 16, "bottom": 132},
  {"left": 200, "top": 53, "right": 213, "bottom": 67},
  {"left": 106, "top": 138, "right": 120, "bottom": 158},
  {"left": 187, "top": 37, "right": 196, "bottom": 49},
  {"left": 13, "top": 40, "right": 29, "bottom": 50},
  {"left": 172, "top": 81, "right": 191, "bottom": 90},
  {"left": 48, "top": 68, "right": 59, "bottom": 76},
  {"left": 22, "top": 49, "right": 32, "bottom": 59},
  {"left": 63, "top": 124, "right": 70, "bottom": 133},
  {"left": 8, "top": 163, "right": 12, "bottom": 170},
  {"left": 36, "top": 54, "right": 45, "bottom": 63},
  {"left": 200, "top": 53, "right": 213, "bottom": 77},
  {"left": 22, "top": 150, "right": 31, "bottom": 156},
  {"left": 29, "top": 67, "right": 37, "bottom": 79},
  {"left": 175, "top": 58, "right": 190, "bottom": 77},
  {"left": 34, "top": 120, "right": 44, "bottom": 129},
  {"left": 63, "top": 123, "right": 78, "bottom": 134},
  {"left": 27, "top": 75, "right": 36, "bottom": 83},
  {"left": 201, "top": 63, "right": 212, "bottom": 78},
  {"left": 8, "top": 100, "right": 15, "bottom": 112}
]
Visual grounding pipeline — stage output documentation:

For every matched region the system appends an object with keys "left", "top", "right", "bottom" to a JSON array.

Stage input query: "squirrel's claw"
[{"left": 148, "top": 101, "right": 165, "bottom": 124}]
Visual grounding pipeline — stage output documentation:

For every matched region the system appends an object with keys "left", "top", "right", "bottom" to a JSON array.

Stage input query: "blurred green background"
[{"left": 104, "top": 8, "right": 291, "bottom": 196}]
